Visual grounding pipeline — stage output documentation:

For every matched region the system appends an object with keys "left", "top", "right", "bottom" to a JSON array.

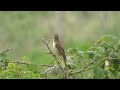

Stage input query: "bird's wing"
[{"left": 55, "top": 42, "right": 65, "bottom": 56}]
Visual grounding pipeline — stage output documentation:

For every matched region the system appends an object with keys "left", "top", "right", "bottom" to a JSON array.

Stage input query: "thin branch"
[
  {"left": 0, "top": 48, "right": 10, "bottom": 55},
  {"left": 0, "top": 60, "right": 53, "bottom": 67},
  {"left": 83, "top": 59, "right": 96, "bottom": 69},
  {"left": 47, "top": 39, "right": 50, "bottom": 46},
  {"left": 42, "top": 38, "right": 68, "bottom": 78},
  {"left": 42, "top": 38, "right": 58, "bottom": 62}
]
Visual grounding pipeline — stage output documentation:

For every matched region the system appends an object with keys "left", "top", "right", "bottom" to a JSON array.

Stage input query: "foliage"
[{"left": 0, "top": 35, "right": 120, "bottom": 79}]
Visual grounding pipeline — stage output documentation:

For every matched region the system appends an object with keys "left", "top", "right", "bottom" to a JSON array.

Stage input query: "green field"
[{"left": 0, "top": 11, "right": 120, "bottom": 64}]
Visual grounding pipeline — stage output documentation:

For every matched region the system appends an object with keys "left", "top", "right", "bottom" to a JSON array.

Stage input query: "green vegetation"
[{"left": 0, "top": 35, "right": 120, "bottom": 79}]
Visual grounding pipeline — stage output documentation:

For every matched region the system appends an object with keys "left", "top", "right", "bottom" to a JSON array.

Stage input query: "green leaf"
[
  {"left": 93, "top": 66, "right": 105, "bottom": 79},
  {"left": 118, "top": 52, "right": 120, "bottom": 59},
  {"left": 6, "top": 63, "right": 15, "bottom": 69},
  {"left": 53, "top": 65, "right": 60, "bottom": 76},
  {"left": 104, "top": 48, "right": 111, "bottom": 57},
  {"left": 89, "top": 46, "right": 97, "bottom": 51},
  {"left": 16, "top": 66, "right": 23, "bottom": 71},
  {"left": 44, "top": 66, "right": 54, "bottom": 74},
  {"left": 0, "top": 54, "right": 7, "bottom": 61},
  {"left": 94, "top": 54, "right": 101, "bottom": 60},
  {"left": 21, "top": 56, "right": 29, "bottom": 61},
  {"left": 26, "top": 65, "right": 39, "bottom": 73},
  {"left": 67, "top": 57, "right": 75, "bottom": 64},
  {"left": 26, "top": 71, "right": 34, "bottom": 75},
  {"left": 88, "top": 73, "right": 94, "bottom": 79},
  {"left": 97, "top": 47, "right": 104, "bottom": 54},
  {"left": 34, "top": 74, "right": 40, "bottom": 78},
  {"left": 108, "top": 69, "right": 117, "bottom": 77},
  {"left": 0, "top": 69, "right": 15, "bottom": 79},
  {"left": 76, "top": 50, "right": 84, "bottom": 57},
  {"left": 67, "top": 48, "right": 77, "bottom": 54},
  {"left": 103, "top": 69, "right": 109, "bottom": 79},
  {"left": 86, "top": 51, "right": 95, "bottom": 59},
  {"left": 117, "top": 40, "right": 120, "bottom": 51},
  {"left": 67, "top": 57, "right": 76, "bottom": 69},
  {"left": 102, "top": 36, "right": 109, "bottom": 43},
  {"left": 67, "top": 63, "right": 76, "bottom": 69},
  {"left": 107, "top": 70, "right": 115, "bottom": 79},
  {"left": 49, "top": 60, "right": 55, "bottom": 65}
]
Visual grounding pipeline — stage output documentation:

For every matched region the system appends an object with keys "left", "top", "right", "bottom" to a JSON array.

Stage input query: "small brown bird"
[{"left": 53, "top": 34, "right": 67, "bottom": 67}]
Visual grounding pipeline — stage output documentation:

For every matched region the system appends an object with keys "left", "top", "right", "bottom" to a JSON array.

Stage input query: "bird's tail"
[{"left": 63, "top": 55, "right": 67, "bottom": 67}]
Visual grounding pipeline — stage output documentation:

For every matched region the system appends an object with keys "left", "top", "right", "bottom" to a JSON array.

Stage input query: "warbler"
[{"left": 53, "top": 34, "right": 67, "bottom": 67}]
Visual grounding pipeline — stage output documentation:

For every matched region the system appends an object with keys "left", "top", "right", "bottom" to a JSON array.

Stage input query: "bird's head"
[{"left": 54, "top": 33, "right": 60, "bottom": 42}]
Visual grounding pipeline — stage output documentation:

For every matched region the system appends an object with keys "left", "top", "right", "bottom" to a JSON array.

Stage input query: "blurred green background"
[{"left": 0, "top": 11, "right": 120, "bottom": 64}]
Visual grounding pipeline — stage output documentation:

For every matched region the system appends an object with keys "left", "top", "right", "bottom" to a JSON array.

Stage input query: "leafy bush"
[{"left": 0, "top": 35, "right": 120, "bottom": 79}]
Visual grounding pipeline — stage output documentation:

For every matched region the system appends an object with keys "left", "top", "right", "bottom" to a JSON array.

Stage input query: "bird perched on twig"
[{"left": 53, "top": 34, "right": 67, "bottom": 67}]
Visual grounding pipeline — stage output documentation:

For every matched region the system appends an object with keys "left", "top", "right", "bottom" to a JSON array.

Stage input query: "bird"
[{"left": 53, "top": 33, "right": 67, "bottom": 67}]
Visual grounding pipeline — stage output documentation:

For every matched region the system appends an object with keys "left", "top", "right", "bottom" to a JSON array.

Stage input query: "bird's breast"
[
  {"left": 53, "top": 42, "right": 61, "bottom": 56},
  {"left": 53, "top": 41, "right": 55, "bottom": 49}
]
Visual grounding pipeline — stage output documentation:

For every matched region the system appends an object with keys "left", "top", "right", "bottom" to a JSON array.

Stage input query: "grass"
[{"left": 0, "top": 11, "right": 120, "bottom": 64}]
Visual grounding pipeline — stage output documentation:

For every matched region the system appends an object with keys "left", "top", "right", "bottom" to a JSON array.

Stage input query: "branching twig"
[
  {"left": 42, "top": 38, "right": 58, "bottom": 62},
  {"left": 0, "top": 48, "right": 10, "bottom": 55},
  {"left": 42, "top": 38, "right": 68, "bottom": 78}
]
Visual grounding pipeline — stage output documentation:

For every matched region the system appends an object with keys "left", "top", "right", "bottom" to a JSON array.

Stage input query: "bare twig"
[
  {"left": 0, "top": 48, "right": 10, "bottom": 55},
  {"left": 0, "top": 60, "right": 53, "bottom": 67},
  {"left": 42, "top": 38, "right": 58, "bottom": 62},
  {"left": 47, "top": 39, "right": 50, "bottom": 46},
  {"left": 42, "top": 38, "right": 68, "bottom": 78}
]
